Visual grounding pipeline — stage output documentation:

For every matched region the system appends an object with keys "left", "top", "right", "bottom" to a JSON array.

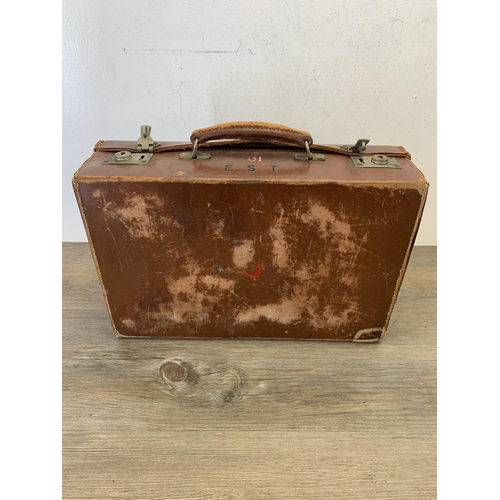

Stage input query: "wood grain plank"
[{"left": 63, "top": 243, "right": 436, "bottom": 499}]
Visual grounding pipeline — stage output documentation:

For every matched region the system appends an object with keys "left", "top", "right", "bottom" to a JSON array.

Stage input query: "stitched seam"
[{"left": 196, "top": 124, "right": 306, "bottom": 135}]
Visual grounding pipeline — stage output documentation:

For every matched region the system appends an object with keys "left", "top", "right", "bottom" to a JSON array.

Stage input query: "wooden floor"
[{"left": 63, "top": 244, "right": 436, "bottom": 499}]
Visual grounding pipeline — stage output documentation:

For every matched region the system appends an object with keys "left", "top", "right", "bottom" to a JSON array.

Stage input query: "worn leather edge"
[
  {"left": 112, "top": 332, "right": 359, "bottom": 341},
  {"left": 397, "top": 145, "right": 411, "bottom": 160},
  {"left": 381, "top": 181, "right": 430, "bottom": 339},
  {"left": 72, "top": 176, "right": 120, "bottom": 337},
  {"left": 407, "top": 156, "right": 426, "bottom": 182},
  {"left": 352, "top": 327, "right": 384, "bottom": 343},
  {"left": 74, "top": 177, "right": 428, "bottom": 189}
]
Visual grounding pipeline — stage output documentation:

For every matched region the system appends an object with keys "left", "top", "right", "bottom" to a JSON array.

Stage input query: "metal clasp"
[
  {"left": 104, "top": 151, "right": 153, "bottom": 165},
  {"left": 136, "top": 125, "right": 161, "bottom": 152},
  {"left": 179, "top": 138, "right": 211, "bottom": 160},
  {"left": 294, "top": 140, "right": 326, "bottom": 161},
  {"left": 351, "top": 155, "right": 401, "bottom": 169},
  {"left": 341, "top": 138, "right": 370, "bottom": 154},
  {"left": 103, "top": 151, "right": 154, "bottom": 165}
]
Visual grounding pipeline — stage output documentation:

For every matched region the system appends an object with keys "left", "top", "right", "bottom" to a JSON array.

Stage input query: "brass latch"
[
  {"left": 351, "top": 155, "right": 401, "bottom": 169},
  {"left": 103, "top": 151, "right": 154, "bottom": 165},
  {"left": 341, "top": 138, "right": 370, "bottom": 154},
  {"left": 136, "top": 125, "right": 161, "bottom": 152}
]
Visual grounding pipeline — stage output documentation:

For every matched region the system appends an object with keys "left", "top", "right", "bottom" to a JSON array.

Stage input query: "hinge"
[
  {"left": 179, "top": 138, "right": 211, "bottom": 160},
  {"left": 294, "top": 140, "right": 326, "bottom": 161}
]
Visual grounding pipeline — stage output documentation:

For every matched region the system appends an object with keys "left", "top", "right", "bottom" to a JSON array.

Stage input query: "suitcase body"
[{"left": 73, "top": 122, "right": 428, "bottom": 342}]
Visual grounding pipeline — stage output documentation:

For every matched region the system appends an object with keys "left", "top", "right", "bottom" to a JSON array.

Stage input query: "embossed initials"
[{"left": 225, "top": 164, "right": 279, "bottom": 172}]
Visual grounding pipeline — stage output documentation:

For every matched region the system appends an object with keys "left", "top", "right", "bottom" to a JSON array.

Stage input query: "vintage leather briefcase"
[{"left": 73, "top": 122, "right": 428, "bottom": 342}]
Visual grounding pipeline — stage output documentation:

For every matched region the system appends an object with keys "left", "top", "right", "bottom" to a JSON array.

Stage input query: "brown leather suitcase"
[{"left": 73, "top": 122, "right": 428, "bottom": 342}]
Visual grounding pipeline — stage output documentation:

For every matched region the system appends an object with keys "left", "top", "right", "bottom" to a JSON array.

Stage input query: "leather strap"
[{"left": 191, "top": 121, "right": 313, "bottom": 147}]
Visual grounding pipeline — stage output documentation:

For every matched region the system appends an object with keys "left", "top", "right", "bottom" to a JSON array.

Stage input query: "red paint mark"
[
  {"left": 242, "top": 262, "right": 263, "bottom": 279},
  {"left": 246, "top": 154, "right": 264, "bottom": 162}
]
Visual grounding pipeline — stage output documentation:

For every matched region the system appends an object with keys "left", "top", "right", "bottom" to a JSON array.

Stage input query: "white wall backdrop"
[{"left": 63, "top": 0, "right": 436, "bottom": 244}]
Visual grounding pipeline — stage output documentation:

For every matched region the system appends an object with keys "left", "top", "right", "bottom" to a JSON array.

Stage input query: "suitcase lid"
[{"left": 74, "top": 122, "right": 427, "bottom": 186}]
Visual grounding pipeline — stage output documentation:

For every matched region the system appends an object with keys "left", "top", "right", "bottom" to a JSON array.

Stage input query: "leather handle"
[{"left": 190, "top": 121, "right": 313, "bottom": 147}]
